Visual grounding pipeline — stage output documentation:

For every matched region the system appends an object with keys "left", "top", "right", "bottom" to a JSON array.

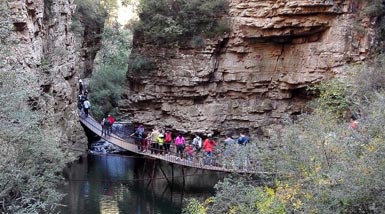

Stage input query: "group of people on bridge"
[{"left": 130, "top": 125, "right": 251, "bottom": 166}]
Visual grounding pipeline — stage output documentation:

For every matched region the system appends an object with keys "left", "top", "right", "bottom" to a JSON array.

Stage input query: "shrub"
[
  {"left": 307, "top": 79, "right": 351, "bottom": 118},
  {"left": 89, "top": 63, "right": 126, "bottom": 119},
  {"left": 0, "top": 2, "right": 72, "bottom": 212},
  {"left": 127, "top": 53, "right": 157, "bottom": 76},
  {"left": 134, "top": 0, "right": 230, "bottom": 45},
  {"left": 0, "top": 70, "right": 69, "bottom": 213},
  {"left": 73, "top": 0, "right": 107, "bottom": 28},
  {"left": 364, "top": 0, "right": 385, "bottom": 17},
  {"left": 70, "top": 18, "right": 84, "bottom": 35}
]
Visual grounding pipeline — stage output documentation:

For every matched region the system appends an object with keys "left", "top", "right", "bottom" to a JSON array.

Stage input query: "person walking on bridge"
[
  {"left": 175, "top": 133, "right": 186, "bottom": 158},
  {"left": 101, "top": 116, "right": 110, "bottom": 136},
  {"left": 83, "top": 98, "right": 91, "bottom": 117},
  {"left": 164, "top": 130, "right": 172, "bottom": 154},
  {"left": 132, "top": 125, "right": 145, "bottom": 151},
  {"left": 203, "top": 134, "right": 217, "bottom": 166},
  {"left": 157, "top": 133, "right": 165, "bottom": 155},
  {"left": 78, "top": 79, "right": 83, "bottom": 95},
  {"left": 107, "top": 114, "right": 115, "bottom": 135},
  {"left": 150, "top": 128, "right": 160, "bottom": 154}
]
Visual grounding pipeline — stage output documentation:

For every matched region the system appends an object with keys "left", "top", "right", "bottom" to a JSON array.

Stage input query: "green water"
[{"left": 59, "top": 153, "right": 221, "bottom": 214}]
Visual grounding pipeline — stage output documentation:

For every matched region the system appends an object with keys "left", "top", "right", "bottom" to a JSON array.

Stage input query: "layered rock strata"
[{"left": 120, "top": 0, "right": 375, "bottom": 138}]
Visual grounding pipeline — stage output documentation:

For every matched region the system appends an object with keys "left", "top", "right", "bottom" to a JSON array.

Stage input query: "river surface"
[{"left": 59, "top": 152, "right": 223, "bottom": 214}]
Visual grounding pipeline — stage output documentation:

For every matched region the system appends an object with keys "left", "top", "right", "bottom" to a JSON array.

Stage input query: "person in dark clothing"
[
  {"left": 79, "top": 79, "right": 83, "bottom": 95},
  {"left": 131, "top": 125, "right": 145, "bottom": 151},
  {"left": 101, "top": 116, "right": 110, "bottom": 136}
]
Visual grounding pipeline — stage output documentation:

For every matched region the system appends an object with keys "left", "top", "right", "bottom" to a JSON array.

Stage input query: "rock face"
[
  {"left": 120, "top": 0, "right": 375, "bottom": 138},
  {"left": 0, "top": 0, "right": 100, "bottom": 155}
]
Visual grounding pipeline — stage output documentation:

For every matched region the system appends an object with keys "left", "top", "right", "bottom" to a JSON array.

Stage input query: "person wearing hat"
[
  {"left": 157, "top": 133, "right": 165, "bottom": 155},
  {"left": 203, "top": 133, "right": 217, "bottom": 166}
]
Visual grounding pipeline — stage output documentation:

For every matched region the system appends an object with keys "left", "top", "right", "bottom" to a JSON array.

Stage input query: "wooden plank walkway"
[{"left": 79, "top": 115, "right": 258, "bottom": 174}]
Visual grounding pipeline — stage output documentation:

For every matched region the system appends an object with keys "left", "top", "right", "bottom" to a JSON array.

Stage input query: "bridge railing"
[
  {"left": 111, "top": 129, "right": 259, "bottom": 172},
  {"left": 81, "top": 115, "right": 259, "bottom": 172}
]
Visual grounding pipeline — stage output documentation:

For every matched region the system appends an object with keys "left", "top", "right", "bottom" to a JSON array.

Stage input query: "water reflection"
[{"left": 60, "top": 154, "right": 221, "bottom": 214}]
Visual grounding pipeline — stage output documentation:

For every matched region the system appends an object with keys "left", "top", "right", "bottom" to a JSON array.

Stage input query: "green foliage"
[
  {"left": 189, "top": 178, "right": 285, "bottom": 214},
  {"left": 70, "top": 18, "right": 84, "bottom": 35},
  {"left": 364, "top": 0, "right": 385, "bottom": 17},
  {"left": 89, "top": 64, "right": 126, "bottom": 119},
  {"left": 308, "top": 79, "right": 351, "bottom": 118},
  {"left": 183, "top": 198, "right": 208, "bottom": 214},
  {"left": 89, "top": 27, "right": 131, "bottom": 119},
  {"left": 0, "top": 69, "right": 69, "bottom": 213},
  {"left": 96, "top": 27, "right": 132, "bottom": 66},
  {"left": 73, "top": 0, "right": 107, "bottom": 28},
  {"left": 134, "top": 0, "right": 230, "bottom": 45},
  {"left": 127, "top": 52, "right": 156, "bottom": 76},
  {"left": 191, "top": 36, "right": 206, "bottom": 49},
  {"left": 351, "top": 56, "right": 385, "bottom": 101},
  {"left": 1, "top": 3, "right": 68, "bottom": 211}
]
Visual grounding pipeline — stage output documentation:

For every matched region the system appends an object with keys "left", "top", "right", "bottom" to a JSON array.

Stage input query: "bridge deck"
[{"left": 79, "top": 115, "right": 259, "bottom": 174}]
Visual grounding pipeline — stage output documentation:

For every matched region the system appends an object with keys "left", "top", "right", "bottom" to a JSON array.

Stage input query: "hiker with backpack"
[
  {"left": 192, "top": 133, "right": 202, "bottom": 153},
  {"left": 237, "top": 132, "right": 250, "bottom": 145}
]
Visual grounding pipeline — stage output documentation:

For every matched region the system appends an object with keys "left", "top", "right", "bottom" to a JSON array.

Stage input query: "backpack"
[
  {"left": 238, "top": 136, "right": 250, "bottom": 145},
  {"left": 108, "top": 117, "right": 115, "bottom": 125},
  {"left": 197, "top": 136, "right": 202, "bottom": 148},
  {"left": 104, "top": 119, "right": 110, "bottom": 126},
  {"left": 136, "top": 127, "right": 144, "bottom": 138}
]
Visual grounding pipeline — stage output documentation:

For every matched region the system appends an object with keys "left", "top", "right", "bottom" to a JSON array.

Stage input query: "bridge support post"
[
  {"left": 171, "top": 163, "right": 174, "bottom": 184},
  {"left": 151, "top": 159, "right": 157, "bottom": 180},
  {"left": 182, "top": 167, "right": 185, "bottom": 186},
  {"left": 158, "top": 164, "right": 171, "bottom": 185}
]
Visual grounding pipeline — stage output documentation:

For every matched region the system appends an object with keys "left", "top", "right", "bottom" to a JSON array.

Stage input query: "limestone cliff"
[
  {"left": 120, "top": 0, "right": 375, "bottom": 137},
  {"left": 0, "top": 0, "right": 103, "bottom": 154}
]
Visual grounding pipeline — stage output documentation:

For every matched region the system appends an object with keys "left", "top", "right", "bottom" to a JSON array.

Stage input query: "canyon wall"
[
  {"left": 120, "top": 0, "right": 375, "bottom": 138},
  {"left": 1, "top": 0, "right": 101, "bottom": 155}
]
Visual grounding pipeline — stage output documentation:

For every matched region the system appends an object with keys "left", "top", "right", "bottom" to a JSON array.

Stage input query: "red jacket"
[
  {"left": 108, "top": 116, "right": 115, "bottom": 125},
  {"left": 203, "top": 139, "right": 216, "bottom": 152}
]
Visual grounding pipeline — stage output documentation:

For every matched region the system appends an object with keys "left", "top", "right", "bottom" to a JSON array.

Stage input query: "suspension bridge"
[{"left": 79, "top": 115, "right": 261, "bottom": 174}]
